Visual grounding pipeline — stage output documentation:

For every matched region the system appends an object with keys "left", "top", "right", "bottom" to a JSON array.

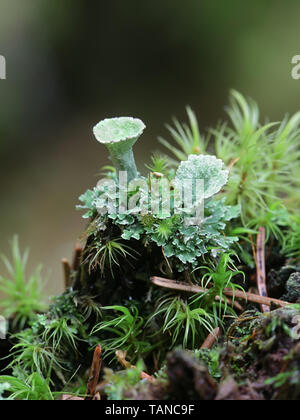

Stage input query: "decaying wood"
[
  {"left": 256, "top": 227, "right": 269, "bottom": 313},
  {"left": 201, "top": 328, "right": 222, "bottom": 349},
  {"left": 72, "top": 243, "right": 83, "bottom": 272},
  {"left": 85, "top": 344, "right": 102, "bottom": 400},
  {"left": 61, "top": 258, "right": 71, "bottom": 289},
  {"left": 62, "top": 244, "right": 83, "bottom": 289},
  {"left": 116, "top": 350, "right": 156, "bottom": 383},
  {"left": 150, "top": 276, "right": 289, "bottom": 308}
]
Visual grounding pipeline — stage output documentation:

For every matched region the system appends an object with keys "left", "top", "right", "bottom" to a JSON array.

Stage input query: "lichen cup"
[{"left": 93, "top": 117, "right": 146, "bottom": 181}]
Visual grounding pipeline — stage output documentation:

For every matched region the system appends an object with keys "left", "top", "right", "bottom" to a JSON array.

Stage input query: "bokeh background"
[{"left": 1, "top": 0, "right": 300, "bottom": 297}]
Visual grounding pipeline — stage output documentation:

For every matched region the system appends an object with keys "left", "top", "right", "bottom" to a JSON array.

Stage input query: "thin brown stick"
[
  {"left": 116, "top": 350, "right": 156, "bottom": 383},
  {"left": 61, "top": 258, "right": 71, "bottom": 289},
  {"left": 86, "top": 345, "right": 102, "bottom": 400},
  {"left": 92, "top": 392, "right": 101, "bottom": 401},
  {"left": 224, "top": 297, "right": 244, "bottom": 312},
  {"left": 116, "top": 350, "right": 132, "bottom": 369},
  {"left": 201, "top": 328, "right": 222, "bottom": 349},
  {"left": 228, "top": 157, "right": 240, "bottom": 172},
  {"left": 150, "top": 276, "right": 288, "bottom": 308},
  {"left": 256, "top": 227, "right": 269, "bottom": 313},
  {"left": 62, "top": 394, "right": 84, "bottom": 401}
]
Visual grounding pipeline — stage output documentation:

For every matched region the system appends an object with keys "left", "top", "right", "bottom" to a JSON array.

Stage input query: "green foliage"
[
  {"left": 2, "top": 291, "right": 107, "bottom": 399},
  {"left": 69, "top": 94, "right": 300, "bottom": 392},
  {"left": 8, "top": 326, "right": 64, "bottom": 380},
  {"left": 8, "top": 95, "right": 298, "bottom": 398},
  {"left": 92, "top": 305, "right": 152, "bottom": 360},
  {"left": 7, "top": 292, "right": 90, "bottom": 384},
  {"left": 148, "top": 253, "right": 244, "bottom": 350},
  {"left": 265, "top": 315, "right": 292, "bottom": 339},
  {"left": 73, "top": 294, "right": 102, "bottom": 321},
  {"left": 162, "top": 199, "right": 240, "bottom": 271},
  {"left": 41, "top": 317, "right": 79, "bottom": 352},
  {"left": 85, "top": 238, "right": 139, "bottom": 277},
  {"left": 145, "top": 153, "right": 171, "bottom": 176},
  {"left": 265, "top": 371, "right": 299, "bottom": 389},
  {"left": 104, "top": 360, "right": 145, "bottom": 400},
  {"left": 159, "top": 90, "right": 300, "bottom": 230},
  {"left": 78, "top": 189, "right": 100, "bottom": 219},
  {"left": 0, "top": 374, "right": 56, "bottom": 400},
  {"left": 216, "top": 90, "right": 300, "bottom": 225},
  {"left": 148, "top": 294, "right": 215, "bottom": 349},
  {"left": 195, "top": 348, "right": 222, "bottom": 381},
  {"left": 158, "top": 106, "right": 208, "bottom": 165},
  {"left": 192, "top": 253, "right": 245, "bottom": 320},
  {"left": 283, "top": 215, "right": 300, "bottom": 260},
  {"left": 0, "top": 236, "right": 46, "bottom": 330},
  {"left": 79, "top": 153, "right": 240, "bottom": 273},
  {"left": 247, "top": 202, "right": 290, "bottom": 245},
  {"left": 155, "top": 218, "right": 176, "bottom": 241}
]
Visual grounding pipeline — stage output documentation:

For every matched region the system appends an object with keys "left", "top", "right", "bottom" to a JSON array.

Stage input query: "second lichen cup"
[{"left": 93, "top": 117, "right": 146, "bottom": 181}]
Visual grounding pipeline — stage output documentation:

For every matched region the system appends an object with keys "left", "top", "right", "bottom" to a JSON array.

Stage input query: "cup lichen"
[{"left": 93, "top": 117, "right": 146, "bottom": 181}]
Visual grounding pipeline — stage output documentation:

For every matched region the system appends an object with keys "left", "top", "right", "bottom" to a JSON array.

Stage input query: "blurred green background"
[{"left": 1, "top": 0, "right": 300, "bottom": 296}]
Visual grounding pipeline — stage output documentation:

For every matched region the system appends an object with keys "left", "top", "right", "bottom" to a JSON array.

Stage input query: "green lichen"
[
  {"left": 93, "top": 117, "right": 146, "bottom": 181},
  {"left": 175, "top": 154, "right": 229, "bottom": 199}
]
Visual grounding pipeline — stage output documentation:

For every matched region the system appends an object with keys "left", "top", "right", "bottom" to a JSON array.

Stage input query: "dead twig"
[
  {"left": 256, "top": 227, "right": 269, "bottom": 313},
  {"left": 62, "top": 394, "right": 84, "bottom": 401},
  {"left": 228, "top": 157, "right": 240, "bottom": 172},
  {"left": 201, "top": 328, "right": 222, "bottom": 349},
  {"left": 150, "top": 276, "right": 289, "bottom": 308},
  {"left": 85, "top": 345, "right": 102, "bottom": 400},
  {"left": 116, "top": 350, "right": 156, "bottom": 383},
  {"left": 116, "top": 350, "right": 132, "bottom": 369},
  {"left": 92, "top": 392, "right": 101, "bottom": 401}
]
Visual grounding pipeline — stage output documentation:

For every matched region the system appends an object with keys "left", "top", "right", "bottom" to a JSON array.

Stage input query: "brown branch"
[
  {"left": 224, "top": 296, "right": 243, "bottom": 312},
  {"left": 201, "top": 328, "right": 222, "bottom": 350},
  {"left": 256, "top": 227, "right": 269, "bottom": 313},
  {"left": 150, "top": 276, "right": 288, "bottom": 308},
  {"left": 85, "top": 345, "right": 102, "bottom": 400},
  {"left": 116, "top": 350, "right": 156, "bottom": 383}
]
